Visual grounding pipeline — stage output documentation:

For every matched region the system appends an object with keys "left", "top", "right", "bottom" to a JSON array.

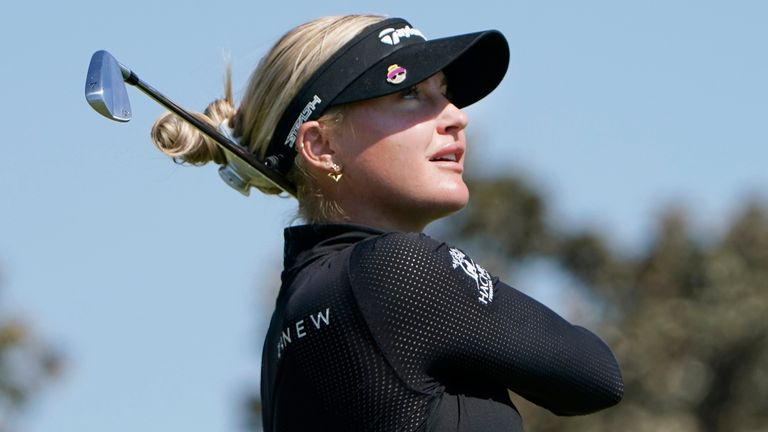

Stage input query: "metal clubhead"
[{"left": 85, "top": 50, "right": 132, "bottom": 122}]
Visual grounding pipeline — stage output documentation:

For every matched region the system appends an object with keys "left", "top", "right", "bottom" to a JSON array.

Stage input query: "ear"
[{"left": 296, "top": 120, "right": 335, "bottom": 172}]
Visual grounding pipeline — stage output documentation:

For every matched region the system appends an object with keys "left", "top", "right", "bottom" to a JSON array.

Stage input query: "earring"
[{"left": 327, "top": 163, "right": 343, "bottom": 182}]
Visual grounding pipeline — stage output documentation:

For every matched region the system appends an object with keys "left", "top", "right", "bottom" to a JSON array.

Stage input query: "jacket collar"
[{"left": 282, "top": 223, "right": 388, "bottom": 283}]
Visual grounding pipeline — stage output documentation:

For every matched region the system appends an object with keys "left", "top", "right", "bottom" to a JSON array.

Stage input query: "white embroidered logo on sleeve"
[{"left": 449, "top": 247, "right": 494, "bottom": 305}]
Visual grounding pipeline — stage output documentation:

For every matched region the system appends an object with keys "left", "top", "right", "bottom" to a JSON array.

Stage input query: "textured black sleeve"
[{"left": 348, "top": 232, "right": 624, "bottom": 416}]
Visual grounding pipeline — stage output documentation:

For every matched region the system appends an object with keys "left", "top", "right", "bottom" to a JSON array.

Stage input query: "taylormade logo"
[
  {"left": 284, "top": 95, "right": 322, "bottom": 148},
  {"left": 379, "top": 25, "right": 426, "bottom": 45}
]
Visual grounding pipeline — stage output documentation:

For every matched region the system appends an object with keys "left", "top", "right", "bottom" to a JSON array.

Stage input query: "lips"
[
  {"left": 434, "top": 153, "right": 458, "bottom": 162},
  {"left": 429, "top": 144, "right": 465, "bottom": 163}
]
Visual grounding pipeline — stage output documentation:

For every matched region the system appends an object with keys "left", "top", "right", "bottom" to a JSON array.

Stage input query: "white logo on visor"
[
  {"left": 284, "top": 95, "right": 322, "bottom": 148},
  {"left": 379, "top": 25, "right": 426, "bottom": 45}
]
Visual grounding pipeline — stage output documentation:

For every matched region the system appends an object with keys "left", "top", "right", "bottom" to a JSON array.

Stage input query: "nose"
[{"left": 437, "top": 98, "right": 469, "bottom": 136}]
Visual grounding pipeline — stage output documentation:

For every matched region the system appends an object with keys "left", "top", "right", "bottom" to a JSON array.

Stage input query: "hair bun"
[{"left": 150, "top": 98, "right": 235, "bottom": 166}]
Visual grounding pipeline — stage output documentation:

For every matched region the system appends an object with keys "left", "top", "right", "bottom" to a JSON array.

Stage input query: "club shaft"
[{"left": 123, "top": 70, "right": 297, "bottom": 197}]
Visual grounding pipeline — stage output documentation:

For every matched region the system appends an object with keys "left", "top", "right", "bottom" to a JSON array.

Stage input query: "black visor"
[{"left": 263, "top": 17, "right": 510, "bottom": 177}]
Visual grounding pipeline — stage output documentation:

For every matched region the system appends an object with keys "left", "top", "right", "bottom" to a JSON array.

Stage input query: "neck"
[{"left": 332, "top": 207, "right": 429, "bottom": 233}]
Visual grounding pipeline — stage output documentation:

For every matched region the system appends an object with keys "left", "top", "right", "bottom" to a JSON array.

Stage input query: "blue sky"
[{"left": 2, "top": 1, "right": 767, "bottom": 431}]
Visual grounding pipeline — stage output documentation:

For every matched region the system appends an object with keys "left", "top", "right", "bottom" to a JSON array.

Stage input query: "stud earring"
[{"left": 327, "top": 163, "right": 343, "bottom": 182}]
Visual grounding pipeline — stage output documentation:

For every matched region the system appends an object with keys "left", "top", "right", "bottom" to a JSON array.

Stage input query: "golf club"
[{"left": 84, "top": 50, "right": 297, "bottom": 197}]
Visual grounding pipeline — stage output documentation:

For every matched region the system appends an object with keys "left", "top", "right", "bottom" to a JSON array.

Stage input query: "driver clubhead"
[{"left": 85, "top": 50, "right": 132, "bottom": 122}]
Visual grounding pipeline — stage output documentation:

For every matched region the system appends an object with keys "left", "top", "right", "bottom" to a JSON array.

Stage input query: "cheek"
[
  {"left": 345, "top": 123, "right": 433, "bottom": 179},
  {"left": 339, "top": 101, "right": 432, "bottom": 154},
  {"left": 334, "top": 103, "right": 459, "bottom": 201}
]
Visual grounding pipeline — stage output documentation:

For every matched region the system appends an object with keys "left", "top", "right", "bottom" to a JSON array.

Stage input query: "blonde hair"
[{"left": 150, "top": 14, "right": 386, "bottom": 223}]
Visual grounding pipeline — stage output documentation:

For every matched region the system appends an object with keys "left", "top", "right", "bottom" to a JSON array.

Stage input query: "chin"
[{"left": 427, "top": 181, "right": 469, "bottom": 217}]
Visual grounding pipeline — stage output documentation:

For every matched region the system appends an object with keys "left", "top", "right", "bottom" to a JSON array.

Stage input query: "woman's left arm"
[{"left": 349, "top": 232, "right": 624, "bottom": 415}]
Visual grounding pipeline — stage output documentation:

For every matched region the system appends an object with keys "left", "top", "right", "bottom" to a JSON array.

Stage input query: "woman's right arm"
[{"left": 348, "top": 232, "right": 624, "bottom": 415}]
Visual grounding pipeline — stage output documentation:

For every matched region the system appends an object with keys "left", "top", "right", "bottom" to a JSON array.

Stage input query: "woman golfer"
[{"left": 151, "top": 14, "right": 623, "bottom": 432}]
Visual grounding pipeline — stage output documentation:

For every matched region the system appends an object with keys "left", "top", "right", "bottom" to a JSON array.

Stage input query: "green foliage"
[
  {"left": 0, "top": 269, "right": 62, "bottom": 431},
  {"left": 449, "top": 178, "right": 552, "bottom": 260},
  {"left": 443, "top": 177, "right": 768, "bottom": 432}
]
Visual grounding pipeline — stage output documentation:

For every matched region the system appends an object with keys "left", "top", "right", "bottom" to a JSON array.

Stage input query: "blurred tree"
[
  {"left": 0, "top": 267, "right": 62, "bottom": 432},
  {"left": 443, "top": 176, "right": 768, "bottom": 432}
]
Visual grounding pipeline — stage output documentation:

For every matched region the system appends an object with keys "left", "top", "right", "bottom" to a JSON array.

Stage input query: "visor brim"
[{"left": 332, "top": 30, "right": 509, "bottom": 108}]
